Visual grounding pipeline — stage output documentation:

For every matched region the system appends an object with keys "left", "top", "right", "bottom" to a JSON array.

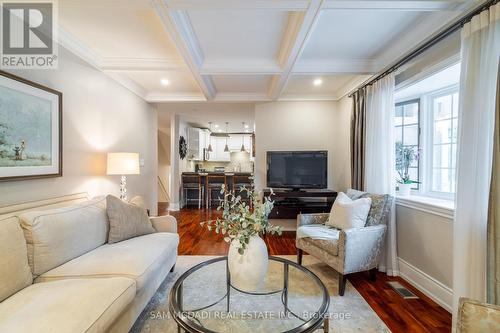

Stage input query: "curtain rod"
[{"left": 348, "top": 0, "right": 499, "bottom": 98}]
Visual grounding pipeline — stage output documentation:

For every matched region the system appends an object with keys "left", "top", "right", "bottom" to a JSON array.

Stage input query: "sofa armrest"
[
  {"left": 339, "top": 225, "right": 386, "bottom": 274},
  {"left": 297, "top": 213, "right": 330, "bottom": 228},
  {"left": 150, "top": 215, "right": 177, "bottom": 234}
]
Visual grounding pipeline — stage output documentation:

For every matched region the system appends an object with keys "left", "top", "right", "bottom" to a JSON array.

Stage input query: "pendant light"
[
  {"left": 240, "top": 122, "right": 246, "bottom": 152},
  {"left": 207, "top": 122, "right": 213, "bottom": 152},
  {"left": 224, "top": 122, "right": 229, "bottom": 152}
]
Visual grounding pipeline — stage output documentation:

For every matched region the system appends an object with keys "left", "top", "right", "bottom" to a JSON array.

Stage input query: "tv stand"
[{"left": 263, "top": 189, "right": 337, "bottom": 219}]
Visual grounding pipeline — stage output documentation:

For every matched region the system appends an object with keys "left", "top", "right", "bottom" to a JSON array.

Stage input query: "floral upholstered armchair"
[
  {"left": 457, "top": 298, "right": 500, "bottom": 332},
  {"left": 296, "top": 189, "right": 393, "bottom": 296}
]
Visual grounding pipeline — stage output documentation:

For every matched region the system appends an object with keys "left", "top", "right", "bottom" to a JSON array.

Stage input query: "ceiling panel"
[
  {"left": 59, "top": 5, "right": 181, "bottom": 59},
  {"left": 211, "top": 75, "right": 272, "bottom": 94},
  {"left": 122, "top": 70, "right": 201, "bottom": 94},
  {"left": 187, "top": 10, "right": 289, "bottom": 62},
  {"left": 300, "top": 9, "right": 425, "bottom": 60},
  {"left": 283, "top": 74, "right": 370, "bottom": 98}
]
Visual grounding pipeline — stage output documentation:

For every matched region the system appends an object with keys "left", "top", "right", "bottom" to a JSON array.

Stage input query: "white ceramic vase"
[
  {"left": 398, "top": 183, "right": 412, "bottom": 196},
  {"left": 228, "top": 235, "right": 268, "bottom": 292}
]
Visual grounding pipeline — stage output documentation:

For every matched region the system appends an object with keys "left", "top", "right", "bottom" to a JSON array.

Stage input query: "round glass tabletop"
[{"left": 169, "top": 256, "right": 330, "bottom": 333}]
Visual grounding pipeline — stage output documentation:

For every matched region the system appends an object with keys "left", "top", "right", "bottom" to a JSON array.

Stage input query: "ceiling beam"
[
  {"left": 268, "top": 0, "right": 323, "bottom": 99},
  {"left": 293, "top": 59, "right": 378, "bottom": 74},
  {"left": 163, "top": 0, "right": 311, "bottom": 11},
  {"left": 100, "top": 57, "right": 186, "bottom": 71},
  {"left": 200, "top": 60, "right": 283, "bottom": 75},
  {"left": 153, "top": 2, "right": 216, "bottom": 100},
  {"left": 323, "top": 0, "right": 467, "bottom": 11}
]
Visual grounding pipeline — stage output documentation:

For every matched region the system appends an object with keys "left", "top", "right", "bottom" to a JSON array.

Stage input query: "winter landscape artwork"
[{"left": 0, "top": 71, "right": 62, "bottom": 181}]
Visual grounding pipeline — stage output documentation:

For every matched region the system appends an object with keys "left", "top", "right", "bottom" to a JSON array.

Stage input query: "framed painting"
[{"left": 0, "top": 70, "right": 62, "bottom": 181}]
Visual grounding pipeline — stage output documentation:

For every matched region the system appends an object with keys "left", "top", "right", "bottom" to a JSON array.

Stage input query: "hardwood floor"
[{"left": 162, "top": 206, "right": 452, "bottom": 333}]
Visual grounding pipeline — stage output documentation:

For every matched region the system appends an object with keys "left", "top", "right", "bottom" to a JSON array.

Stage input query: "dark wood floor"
[{"left": 161, "top": 205, "right": 452, "bottom": 333}]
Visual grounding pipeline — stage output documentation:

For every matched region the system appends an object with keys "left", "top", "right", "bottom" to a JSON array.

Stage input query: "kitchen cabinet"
[
  {"left": 187, "top": 127, "right": 207, "bottom": 161},
  {"left": 212, "top": 136, "right": 230, "bottom": 161},
  {"left": 228, "top": 134, "right": 252, "bottom": 155}
]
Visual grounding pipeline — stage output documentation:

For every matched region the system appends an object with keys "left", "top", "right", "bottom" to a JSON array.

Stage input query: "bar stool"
[
  {"left": 233, "top": 174, "right": 254, "bottom": 209},
  {"left": 182, "top": 174, "right": 204, "bottom": 209},
  {"left": 206, "top": 174, "right": 227, "bottom": 208}
]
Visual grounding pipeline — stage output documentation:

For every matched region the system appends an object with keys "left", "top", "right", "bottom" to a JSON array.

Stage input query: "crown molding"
[
  {"left": 105, "top": 71, "right": 148, "bottom": 99},
  {"left": 279, "top": 93, "right": 340, "bottom": 101},
  {"left": 214, "top": 92, "right": 272, "bottom": 102},
  {"left": 57, "top": 25, "right": 102, "bottom": 69},
  {"left": 100, "top": 57, "right": 185, "bottom": 71},
  {"left": 269, "top": 0, "right": 324, "bottom": 99},
  {"left": 146, "top": 92, "right": 206, "bottom": 102},
  {"left": 323, "top": 0, "right": 467, "bottom": 11},
  {"left": 163, "top": 0, "right": 311, "bottom": 11}
]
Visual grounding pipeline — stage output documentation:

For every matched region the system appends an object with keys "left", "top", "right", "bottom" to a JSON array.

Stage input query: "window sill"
[{"left": 395, "top": 194, "right": 454, "bottom": 220}]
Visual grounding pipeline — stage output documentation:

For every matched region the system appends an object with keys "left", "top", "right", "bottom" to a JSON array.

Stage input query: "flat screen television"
[{"left": 266, "top": 151, "right": 327, "bottom": 189}]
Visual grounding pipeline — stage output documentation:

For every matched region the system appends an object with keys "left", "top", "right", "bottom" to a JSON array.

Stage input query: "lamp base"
[{"left": 120, "top": 175, "right": 128, "bottom": 201}]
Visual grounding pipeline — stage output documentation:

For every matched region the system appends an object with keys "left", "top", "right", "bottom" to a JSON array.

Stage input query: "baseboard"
[
  {"left": 169, "top": 202, "right": 180, "bottom": 211},
  {"left": 398, "top": 258, "right": 453, "bottom": 313}
]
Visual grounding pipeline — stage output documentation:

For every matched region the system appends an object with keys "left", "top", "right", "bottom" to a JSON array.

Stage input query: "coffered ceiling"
[{"left": 57, "top": 0, "right": 477, "bottom": 103}]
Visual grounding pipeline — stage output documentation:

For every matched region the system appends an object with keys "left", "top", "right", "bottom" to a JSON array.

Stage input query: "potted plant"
[
  {"left": 201, "top": 185, "right": 282, "bottom": 292},
  {"left": 396, "top": 142, "right": 420, "bottom": 196}
]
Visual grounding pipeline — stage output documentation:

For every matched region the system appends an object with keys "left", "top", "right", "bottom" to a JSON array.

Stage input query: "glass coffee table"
[{"left": 169, "top": 256, "right": 330, "bottom": 333}]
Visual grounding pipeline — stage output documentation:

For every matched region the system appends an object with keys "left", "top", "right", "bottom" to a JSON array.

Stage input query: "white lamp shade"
[{"left": 107, "top": 153, "right": 140, "bottom": 175}]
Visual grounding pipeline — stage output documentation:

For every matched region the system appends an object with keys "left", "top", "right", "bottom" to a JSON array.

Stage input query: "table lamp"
[{"left": 107, "top": 152, "right": 140, "bottom": 201}]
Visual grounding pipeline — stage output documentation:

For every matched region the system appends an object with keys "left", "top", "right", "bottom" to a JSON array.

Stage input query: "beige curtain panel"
[
  {"left": 350, "top": 88, "right": 366, "bottom": 191},
  {"left": 488, "top": 62, "right": 500, "bottom": 305}
]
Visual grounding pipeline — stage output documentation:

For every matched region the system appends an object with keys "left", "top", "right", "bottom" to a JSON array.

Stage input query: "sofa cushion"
[
  {"left": 36, "top": 232, "right": 179, "bottom": 290},
  {"left": 0, "top": 277, "right": 135, "bottom": 333},
  {"left": 19, "top": 196, "right": 109, "bottom": 276},
  {"left": 0, "top": 216, "right": 33, "bottom": 302},
  {"left": 106, "top": 195, "right": 155, "bottom": 244}
]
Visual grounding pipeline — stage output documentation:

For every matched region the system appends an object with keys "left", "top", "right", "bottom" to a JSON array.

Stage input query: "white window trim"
[
  {"left": 395, "top": 84, "right": 459, "bottom": 201},
  {"left": 395, "top": 194, "right": 454, "bottom": 219}
]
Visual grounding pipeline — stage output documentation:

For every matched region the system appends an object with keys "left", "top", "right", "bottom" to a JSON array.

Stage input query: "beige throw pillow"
[
  {"left": 0, "top": 217, "right": 33, "bottom": 302},
  {"left": 326, "top": 192, "right": 372, "bottom": 230},
  {"left": 106, "top": 195, "right": 155, "bottom": 244}
]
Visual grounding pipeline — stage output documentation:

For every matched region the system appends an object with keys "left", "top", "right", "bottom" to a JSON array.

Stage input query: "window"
[
  {"left": 430, "top": 89, "right": 459, "bottom": 194},
  {"left": 394, "top": 62, "right": 461, "bottom": 200},
  {"left": 394, "top": 99, "right": 420, "bottom": 189}
]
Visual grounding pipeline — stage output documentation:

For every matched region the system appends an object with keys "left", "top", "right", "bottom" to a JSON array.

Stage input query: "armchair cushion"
[
  {"left": 346, "top": 189, "right": 392, "bottom": 227},
  {"left": 457, "top": 297, "right": 500, "bottom": 333},
  {"left": 297, "top": 237, "right": 340, "bottom": 256},
  {"left": 150, "top": 215, "right": 177, "bottom": 234},
  {"left": 326, "top": 192, "right": 371, "bottom": 230}
]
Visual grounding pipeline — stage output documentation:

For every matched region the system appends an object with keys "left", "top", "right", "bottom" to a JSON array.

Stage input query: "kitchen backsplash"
[{"left": 194, "top": 151, "right": 253, "bottom": 172}]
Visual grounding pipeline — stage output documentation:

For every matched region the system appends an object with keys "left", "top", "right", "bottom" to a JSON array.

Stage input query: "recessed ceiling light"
[
  {"left": 245, "top": 129, "right": 249, "bottom": 133},
  {"left": 244, "top": 124, "right": 249, "bottom": 129},
  {"left": 218, "top": 129, "right": 222, "bottom": 132},
  {"left": 160, "top": 78, "right": 170, "bottom": 86},
  {"left": 313, "top": 78, "right": 323, "bottom": 86},
  {"left": 214, "top": 124, "right": 219, "bottom": 128}
]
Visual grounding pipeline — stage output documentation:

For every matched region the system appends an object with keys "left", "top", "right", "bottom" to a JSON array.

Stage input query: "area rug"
[{"left": 130, "top": 255, "right": 390, "bottom": 333}]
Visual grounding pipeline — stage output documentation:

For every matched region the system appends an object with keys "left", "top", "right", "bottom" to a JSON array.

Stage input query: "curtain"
[
  {"left": 487, "top": 63, "right": 500, "bottom": 305},
  {"left": 351, "top": 88, "right": 366, "bottom": 191},
  {"left": 365, "top": 74, "right": 399, "bottom": 276},
  {"left": 453, "top": 1, "right": 500, "bottom": 321}
]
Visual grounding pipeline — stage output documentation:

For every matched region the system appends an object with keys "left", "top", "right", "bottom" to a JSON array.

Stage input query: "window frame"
[
  {"left": 425, "top": 84, "right": 459, "bottom": 200},
  {"left": 394, "top": 98, "right": 421, "bottom": 190}
]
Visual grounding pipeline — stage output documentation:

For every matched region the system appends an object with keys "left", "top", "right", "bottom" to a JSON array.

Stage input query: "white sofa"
[{"left": 0, "top": 194, "right": 179, "bottom": 333}]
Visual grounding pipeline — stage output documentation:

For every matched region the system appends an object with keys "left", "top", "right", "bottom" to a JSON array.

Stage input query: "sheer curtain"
[
  {"left": 453, "top": 1, "right": 500, "bottom": 321},
  {"left": 365, "top": 74, "right": 399, "bottom": 276}
]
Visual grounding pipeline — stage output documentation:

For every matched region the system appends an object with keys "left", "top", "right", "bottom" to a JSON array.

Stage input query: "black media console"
[{"left": 262, "top": 189, "right": 337, "bottom": 219}]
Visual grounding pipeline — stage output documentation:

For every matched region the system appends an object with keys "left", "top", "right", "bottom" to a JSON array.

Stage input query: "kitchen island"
[{"left": 181, "top": 172, "right": 253, "bottom": 208}]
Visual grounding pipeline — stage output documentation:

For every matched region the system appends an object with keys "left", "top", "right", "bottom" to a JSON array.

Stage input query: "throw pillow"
[
  {"left": 326, "top": 192, "right": 372, "bottom": 230},
  {"left": 106, "top": 195, "right": 155, "bottom": 244}
]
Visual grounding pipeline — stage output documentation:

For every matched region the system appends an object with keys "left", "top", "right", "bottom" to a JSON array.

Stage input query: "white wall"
[
  {"left": 158, "top": 129, "right": 171, "bottom": 202},
  {"left": 254, "top": 100, "right": 351, "bottom": 191},
  {"left": 0, "top": 48, "right": 158, "bottom": 214},
  {"left": 396, "top": 203, "right": 454, "bottom": 311}
]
